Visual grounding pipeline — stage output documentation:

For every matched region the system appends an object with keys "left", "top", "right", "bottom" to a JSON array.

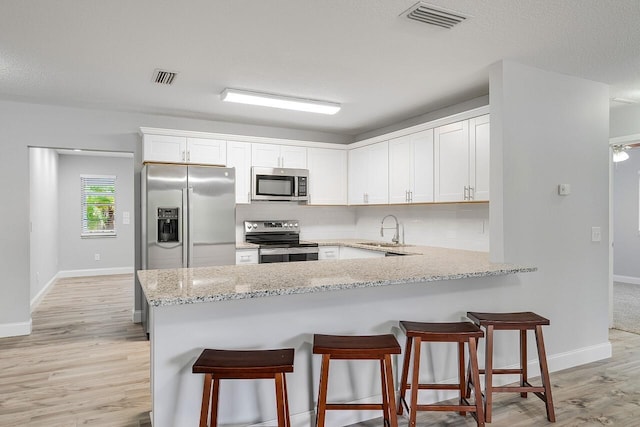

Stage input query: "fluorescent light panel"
[{"left": 220, "top": 88, "right": 341, "bottom": 115}]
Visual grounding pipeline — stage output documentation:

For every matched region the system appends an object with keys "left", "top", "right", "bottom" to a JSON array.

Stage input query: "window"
[{"left": 81, "top": 175, "right": 116, "bottom": 237}]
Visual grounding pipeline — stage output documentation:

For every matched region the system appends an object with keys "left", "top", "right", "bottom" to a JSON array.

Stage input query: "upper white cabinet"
[
  {"left": 252, "top": 143, "right": 307, "bottom": 169},
  {"left": 143, "top": 135, "right": 186, "bottom": 163},
  {"left": 434, "top": 115, "right": 489, "bottom": 202},
  {"left": 227, "top": 141, "right": 252, "bottom": 204},
  {"left": 388, "top": 129, "right": 434, "bottom": 204},
  {"left": 187, "top": 138, "right": 226, "bottom": 165},
  {"left": 143, "top": 134, "right": 226, "bottom": 165},
  {"left": 470, "top": 115, "right": 490, "bottom": 201},
  {"left": 348, "top": 141, "right": 389, "bottom": 205},
  {"left": 307, "top": 148, "right": 348, "bottom": 205}
]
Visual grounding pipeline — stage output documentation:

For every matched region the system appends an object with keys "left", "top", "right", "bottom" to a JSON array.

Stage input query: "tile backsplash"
[{"left": 236, "top": 202, "right": 489, "bottom": 252}]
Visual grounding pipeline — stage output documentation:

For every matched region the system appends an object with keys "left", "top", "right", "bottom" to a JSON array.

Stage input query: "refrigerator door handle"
[
  {"left": 182, "top": 188, "right": 189, "bottom": 267},
  {"left": 188, "top": 187, "right": 194, "bottom": 267}
]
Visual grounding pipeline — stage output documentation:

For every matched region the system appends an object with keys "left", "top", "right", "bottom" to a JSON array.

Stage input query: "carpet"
[{"left": 613, "top": 281, "right": 640, "bottom": 335}]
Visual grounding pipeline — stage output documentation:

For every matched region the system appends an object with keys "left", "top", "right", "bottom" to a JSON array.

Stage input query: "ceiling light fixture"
[
  {"left": 220, "top": 88, "right": 341, "bottom": 115},
  {"left": 612, "top": 144, "right": 630, "bottom": 162}
]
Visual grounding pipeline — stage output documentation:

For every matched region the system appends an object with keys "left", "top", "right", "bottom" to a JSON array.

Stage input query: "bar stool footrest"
[
  {"left": 406, "top": 383, "right": 462, "bottom": 391},
  {"left": 325, "top": 403, "right": 384, "bottom": 411},
  {"left": 416, "top": 403, "right": 477, "bottom": 412}
]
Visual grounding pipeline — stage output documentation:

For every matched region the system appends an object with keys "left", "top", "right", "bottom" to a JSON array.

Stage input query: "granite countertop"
[{"left": 138, "top": 240, "right": 536, "bottom": 307}]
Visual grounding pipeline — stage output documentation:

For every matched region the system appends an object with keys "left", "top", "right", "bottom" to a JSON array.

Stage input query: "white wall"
[
  {"left": 612, "top": 149, "right": 640, "bottom": 281},
  {"left": 0, "top": 99, "right": 350, "bottom": 337},
  {"left": 58, "top": 154, "right": 134, "bottom": 273},
  {"left": 610, "top": 104, "right": 640, "bottom": 138},
  {"left": 29, "top": 147, "right": 59, "bottom": 307},
  {"left": 490, "top": 61, "right": 610, "bottom": 354}
]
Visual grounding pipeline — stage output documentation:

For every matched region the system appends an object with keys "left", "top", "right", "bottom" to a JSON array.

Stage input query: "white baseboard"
[
  {"left": 132, "top": 309, "right": 142, "bottom": 323},
  {"left": 0, "top": 319, "right": 32, "bottom": 338},
  {"left": 613, "top": 275, "right": 640, "bottom": 285},
  {"left": 30, "top": 272, "right": 59, "bottom": 311},
  {"left": 57, "top": 266, "right": 134, "bottom": 278},
  {"left": 250, "top": 339, "right": 612, "bottom": 427}
]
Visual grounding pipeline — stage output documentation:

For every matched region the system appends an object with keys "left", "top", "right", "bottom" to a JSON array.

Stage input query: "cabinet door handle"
[
  {"left": 464, "top": 186, "right": 469, "bottom": 200},
  {"left": 409, "top": 190, "right": 413, "bottom": 202},
  {"left": 187, "top": 150, "right": 191, "bottom": 162},
  {"left": 240, "top": 255, "right": 251, "bottom": 262},
  {"left": 181, "top": 150, "right": 186, "bottom": 161},
  {"left": 469, "top": 187, "right": 475, "bottom": 200}
]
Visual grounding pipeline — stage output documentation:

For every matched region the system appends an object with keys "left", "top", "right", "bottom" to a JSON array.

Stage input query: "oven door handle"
[{"left": 260, "top": 247, "right": 319, "bottom": 256}]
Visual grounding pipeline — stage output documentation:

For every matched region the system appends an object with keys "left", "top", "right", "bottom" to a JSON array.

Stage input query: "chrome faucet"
[{"left": 380, "top": 214, "right": 400, "bottom": 245}]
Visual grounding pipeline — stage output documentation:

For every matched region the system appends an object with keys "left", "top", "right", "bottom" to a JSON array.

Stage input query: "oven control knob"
[
  {"left": 246, "top": 224, "right": 253, "bottom": 230},
  {"left": 294, "top": 223, "right": 298, "bottom": 227},
  {"left": 253, "top": 223, "right": 258, "bottom": 229}
]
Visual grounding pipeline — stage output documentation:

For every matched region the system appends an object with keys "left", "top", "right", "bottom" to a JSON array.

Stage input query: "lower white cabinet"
[
  {"left": 235, "top": 249, "right": 258, "bottom": 265},
  {"left": 339, "top": 246, "right": 386, "bottom": 260},
  {"left": 318, "top": 246, "right": 340, "bottom": 260}
]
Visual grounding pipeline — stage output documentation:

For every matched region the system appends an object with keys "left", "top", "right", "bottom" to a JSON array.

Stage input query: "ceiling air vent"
[
  {"left": 152, "top": 69, "right": 178, "bottom": 85},
  {"left": 401, "top": 2, "right": 469, "bottom": 29}
]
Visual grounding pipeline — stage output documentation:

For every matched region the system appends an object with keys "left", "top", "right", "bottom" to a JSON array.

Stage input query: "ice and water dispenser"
[{"left": 157, "top": 208, "right": 179, "bottom": 242}]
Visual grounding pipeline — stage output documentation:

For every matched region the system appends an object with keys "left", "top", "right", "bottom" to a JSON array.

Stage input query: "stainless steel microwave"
[{"left": 251, "top": 167, "right": 309, "bottom": 202}]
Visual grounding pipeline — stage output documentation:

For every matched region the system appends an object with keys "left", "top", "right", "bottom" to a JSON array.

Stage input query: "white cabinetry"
[
  {"left": 388, "top": 129, "right": 434, "bottom": 204},
  {"left": 318, "top": 246, "right": 340, "bottom": 261},
  {"left": 143, "top": 134, "right": 226, "bottom": 165},
  {"left": 236, "top": 249, "right": 259, "bottom": 265},
  {"left": 186, "top": 138, "right": 226, "bottom": 165},
  {"left": 348, "top": 141, "right": 389, "bottom": 205},
  {"left": 434, "top": 115, "right": 489, "bottom": 202},
  {"left": 469, "top": 115, "right": 490, "bottom": 201},
  {"left": 339, "top": 246, "right": 386, "bottom": 260},
  {"left": 227, "top": 141, "right": 252, "bottom": 204},
  {"left": 252, "top": 143, "right": 307, "bottom": 168},
  {"left": 307, "top": 148, "right": 348, "bottom": 205}
]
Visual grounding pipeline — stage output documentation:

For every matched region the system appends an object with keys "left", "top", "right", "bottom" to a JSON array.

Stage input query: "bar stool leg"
[
  {"left": 520, "top": 329, "right": 528, "bottom": 398},
  {"left": 409, "top": 337, "right": 421, "bottom": 427},
  {"left": 199, "top": 374, "right": 213, "bottom": 427},
  {"left": 469, "top": 337, "right": 485, "bottom": 427},
  {"left": 397, "top": 336, "right": 413, "bottom": 415},
  {"left": 484, "top": 324, "right": 494, "bottom": 423},
  {"left": 283, "top": 372, "right": 291, "bottom": 427},
  {"left": 380, "top": 360, "right": 390, "bottom": 423},
  {"left": 383, "top": 354, "right": 399, "bottom": 427},
  {"left": 458, "top": 341, "right": 466, "bottom": 415},
  {"left": 316, "top": 354, "right": 330, "bottom": 427},
  {"left": 275, "top": 373, "right": 290, "bottom": 427},
  {"left": 535, "top": 325, "right": 556, "bottom": 422}
]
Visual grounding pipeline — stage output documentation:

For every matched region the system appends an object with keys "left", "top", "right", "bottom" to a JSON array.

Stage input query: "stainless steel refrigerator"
[{"left": 141, "top": 163, "right": 236, "bottom": 330}]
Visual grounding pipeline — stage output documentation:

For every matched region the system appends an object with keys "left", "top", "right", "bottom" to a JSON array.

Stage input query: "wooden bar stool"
[
  {"left": 397, "top": 321, "right": 485, "bottom": 427},
  {"left": 313, "top": 334, "right": 401, "bottom": 427},
  {"left": 466, "top": 311, "right": 555, "bottom": 423},
  {"left": 192, "top": 348, "right": 294, "bottom": 427}
]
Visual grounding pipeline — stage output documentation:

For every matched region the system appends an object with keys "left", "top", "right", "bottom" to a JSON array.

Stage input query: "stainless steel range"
[{"left": 244, "top": 220, "right": 319, "bottom": 263}]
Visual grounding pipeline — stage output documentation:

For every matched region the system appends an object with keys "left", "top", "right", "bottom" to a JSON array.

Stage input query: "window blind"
[{"left": 81, "top": 175, "right": 116, "bottom": 237}]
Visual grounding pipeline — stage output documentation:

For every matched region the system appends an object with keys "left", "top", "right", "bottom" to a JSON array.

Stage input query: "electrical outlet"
[
  {"left": 94, "top": 253, "right": 101, "bottom": 261},
  {"left": 591, "top": 227, "right": 601, "bottom": 242},
  {"left": 558, "top": 184, "right": 571, "bottom": 195}
]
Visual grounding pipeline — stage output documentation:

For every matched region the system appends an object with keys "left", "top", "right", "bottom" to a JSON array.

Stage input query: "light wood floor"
[
  {"left": 1, "top": 275, "right": 639, "bottom": 426},
  {"left": 0, "top": 274, "right": 151, "bottom": 427}
]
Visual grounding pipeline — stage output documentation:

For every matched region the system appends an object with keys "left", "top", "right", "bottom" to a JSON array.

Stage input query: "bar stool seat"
[
  {"left": 397, "top": 321, "right": 485, "bottom": 427},
  {"left": 313, "top": 334, "right": 401, "bottom": 427},
  {"left": 192, "top": 348, "right": 294, "bottom": 427},
  {"left": 466, "top": 311, "right": 555, "bottom": 423}
]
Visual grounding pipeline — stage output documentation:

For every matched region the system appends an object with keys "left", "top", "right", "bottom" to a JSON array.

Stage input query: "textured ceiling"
[{"left": 1, "top": 0, "right": 639, "bottom": 137}]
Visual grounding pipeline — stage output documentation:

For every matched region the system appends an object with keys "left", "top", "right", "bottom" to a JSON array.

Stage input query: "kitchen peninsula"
[{"left": 138, "top": 242, "right": 535, "bottom": 427}]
